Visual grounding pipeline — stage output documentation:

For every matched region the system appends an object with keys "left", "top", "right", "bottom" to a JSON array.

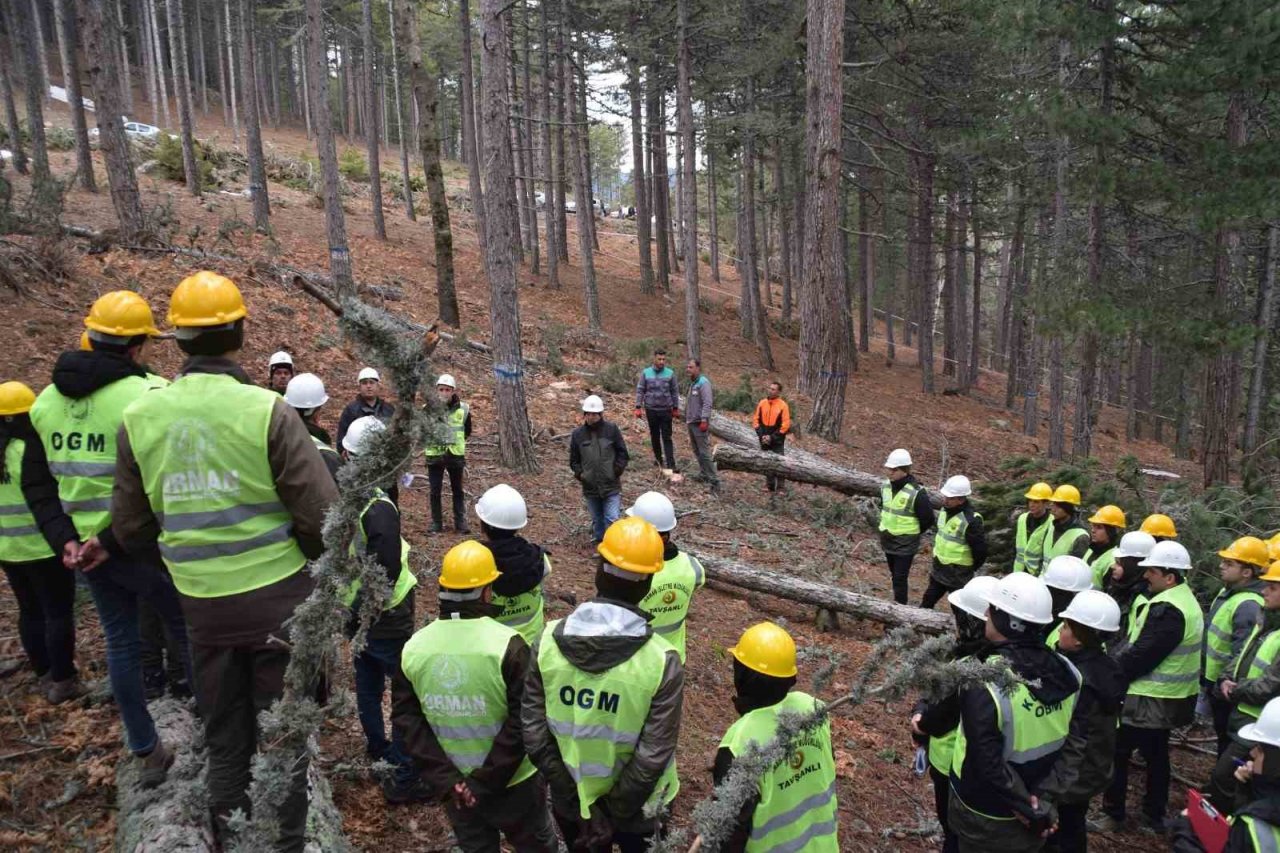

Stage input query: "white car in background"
[{"left": 88, "top": 119, "right": 162, "bottom": 141}]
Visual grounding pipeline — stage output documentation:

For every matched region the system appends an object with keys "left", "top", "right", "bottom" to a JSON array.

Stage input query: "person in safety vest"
[
  {"left": 392, "top": 540, "right": 557, "bottom": 851},
  {"left": 1038, "top": 591, "right": 1125, "bottom": 853},
  {"left": 87, "top": 271, "right": 339, "bottom": 849},
  {"left": 1204, "top": 537, "right": 1268, "bottom": 755},
  {"left": 1206, "top": 559, "right": 1280, "bottom": 814},
  {"left": 947, "top": 572, "right": 1081, "bottom": 851},
  {"left": 284, "top": 372, "right": 340, "bottom": 481},
  {"left": 879, "top": 448, "right": 936, "bottom": 605},
  {"left": 912, "top": 575, "right": 997, "bottom": 853},
  {"left": 425, "top": 373, "right": 472, "bottom": 533},
  {"left": 1041, "top": 555, "right": 1094, "bottom": 648},
  {"left": 29, "top": 290, "right": 194, "bottom": 789},
  {"left": 267, "top": 350, "right": 294, "bottom": 394},
  {"left": 715, "top": 622, "right": 840, "bottom": 853},
  {"left": 627, "top": 491, "right": 704, "bottom": 663},
  {"left": 921, "top": 475, "right": 986, "bottom": 622},
  {"left": 522, "top": 516, "right": 683, "bottom": 851},
  {"left": 340, "top": 415, "right": 422, "bottom": 802},
  {"left": 1085, "top": 505, "right": 1127, "bottom": 590},
  {"left": 1105, "top": 531, "right": 1155, "bottom": 641},
  {"left": 476, "top": 483, "right": 552, "bottom": 645},
  {"left": 1095, "top": 541, "right": 1205, "bottom": 835},
  {"left": 1013, "top": 482, "right": 1054, "bottom": 575},
  {"left": 1039, "top": 485, "right": 1090, "bottom": 568},
  {"left": 0, "top": 381, "right": 81, "bottom": 704},
  {"left": 1140, "top": 513, "right": 1178, "bottom": 543}
]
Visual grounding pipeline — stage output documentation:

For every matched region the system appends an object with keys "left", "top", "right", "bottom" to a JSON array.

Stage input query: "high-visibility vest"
[
  {"left": 0, "top": 439, "right": 54, "bottom": 563},
  {"left": 311, "top": 434, "right": 341, "bottom": 470},
  {"left": 536, "top": 621, "right": 680, "bottom": 819},
  {"left": 935, "top": 508, "right": 980, "bottom": 567},
  {"left": 1235, "top": 625, "right": 1280, "bottom": 720},
  {"left": 1127, "top": 582, "right": 1205, "bottom": 700},
  {"left": 1013, "top": 512, "right": 1051, "bottom": 575},
  {"left": 719, "top": 691, "right": 839, "bottom": 852},
  {"left": 1042, "top": 523, "right": 1088, "bottom": 564},
  {"left": 30, "top": 374, "right": 152, "bottom": 539},
  {"left": 1235, "top": 813, "right": 1280, "bottom": 852},
  {"left": 639, "top": 550, "right": 705, "bottom": 663},
  {"left": 926, "top": 655, "right": 973, "bottom": 776},
  {"left": 879, "top": 481, "right": 922, "bottom": 536},
  {"left": 122, "top": 372, "right": 307, "bottom": 598},
  {"left": 340, "top": 489, "right": 417, "bottom": 610},
  {"left": 426, "top": 402, "right": 469, "bottom": 457},
  {"left": 1204, "top": 587, "right": 1264, "bottom": 683},
  {"left": 492, "top": 553, "right": 551, "bottom": 645},
  {"left": 400, "top": 616, "right": 536, "bottom": 785}
]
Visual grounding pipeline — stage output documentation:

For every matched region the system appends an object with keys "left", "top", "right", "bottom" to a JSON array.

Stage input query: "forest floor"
[{"left": 0, "top": 104, "right": 1207, "bottom": 851}]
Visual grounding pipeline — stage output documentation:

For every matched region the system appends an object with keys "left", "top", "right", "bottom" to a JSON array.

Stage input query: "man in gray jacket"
[
  {"left": 569, "top": 395, "right": 629, "bottom": 544},
  {"left": 634, "top": 349, "right": 680, "bottom": 474},
  {"left": 683, "top": 359, "right": 720, "bottom": 495}
]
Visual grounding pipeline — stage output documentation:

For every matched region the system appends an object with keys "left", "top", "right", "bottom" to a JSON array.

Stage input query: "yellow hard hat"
[
  {"left": 597, "top": 516, "right": 664, "bottom": 575},
  {"left": 439, "top": 540, "right": 500, "bottom": 590},
  {"left": 1140, "top": 513, "right": 1177, "bottom": 539},
  {"left": 1087, "top": 505, "right": 1127, "bottom": 528},
  {"left": 0, "top": 381, "right": 37, "bottom": 416},
  {"left": 730, "top": 622, "right": 798, "bottom": 678},
  {"left": 1050, "top": 484, "right": 1081, "bottom": 506},
  {"left": 167, "top": 271, "right": 247, "bottom": 327},
  {"left": 1269, "top": 533, "right": 1280, "bottom": 562},
  {"left": 84, "top": 290, "right": 160, "bottom": 337},
  {"left": 79, "top": 330, "right": 92, "bottom": 351},
  {"left": 1024, "top": 482, "right": 1054, "bottom": 501},
  {"left": 1219, "top": 536, "right": 1271, "bottom": 569},
  {"left": 1260, "top": 560, "right": 1280, "bottom": 583}
]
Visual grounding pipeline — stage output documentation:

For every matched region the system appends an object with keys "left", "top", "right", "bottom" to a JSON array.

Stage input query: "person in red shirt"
[{"left": 752, "top": 381, "right": 791, "bottom": 493}]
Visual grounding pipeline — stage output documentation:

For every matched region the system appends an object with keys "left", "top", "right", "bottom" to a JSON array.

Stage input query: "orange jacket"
[{"left": 752, "top": 397, "right": 791, "bottom": 436}]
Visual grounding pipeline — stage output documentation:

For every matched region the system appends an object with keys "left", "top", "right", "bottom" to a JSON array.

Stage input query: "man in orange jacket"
[{"left": 752, "top": 381, "right": 791, "bottom": 493}]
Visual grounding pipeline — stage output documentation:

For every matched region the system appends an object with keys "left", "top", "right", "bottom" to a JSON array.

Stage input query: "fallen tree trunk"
[
  {"left": 712, "top": 441, "right": 944, "bottom": 507},
  {"left": 707, "top": 412, "right": 830, "bottom": 470},
  {"left": 689, "top": 549, "right": 954, "bottom": 634}
]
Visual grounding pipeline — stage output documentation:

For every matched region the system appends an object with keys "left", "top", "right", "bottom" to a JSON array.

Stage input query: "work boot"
[
  {"left": 454, "top": 518, "right": 471, "bottom": 534},
  {"left": 1087, "top": 814, "right": 1124, "bottom": 833},
  {"left": 137, "top": 739, "right": 175, "bottom": 789},
  {"left": 382, "top": 774, "right": 433, "bottom": 805},
  {"left": 47, "top": 677, "right": 83, "bottom": 705},
  {"left": 430, "top": 520, "right": 444, "bottom": 533},
  {"left": 1139, "top": 817, "right": 1167, "bottom": 836}
]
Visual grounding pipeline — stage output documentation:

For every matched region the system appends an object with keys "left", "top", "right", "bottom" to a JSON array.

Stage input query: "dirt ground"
[{"left": 0, "top": 103, "right": 1207, "bottom": 850}]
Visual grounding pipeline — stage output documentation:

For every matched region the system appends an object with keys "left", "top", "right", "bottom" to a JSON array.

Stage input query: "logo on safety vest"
[
  {"left": 432, "top": 656, "right": 466, "bottom": 691},
  {"left": 662, "top": 590, "right": 677, "bottom": 605},
  {"left": 162, "top": 419, "right": 241, "bottom": 501},
  {"left": 66, "top": 397, "right": 94, "bottom": 422},
  {"left": 789, "top": 749, "right": 805, "bottom": 770}
]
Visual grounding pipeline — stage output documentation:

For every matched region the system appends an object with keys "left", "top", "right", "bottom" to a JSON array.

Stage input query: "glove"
[
  {"left": 634, "top": 407, "right": 643, "bottom": 418},
  {"left": 699, "top": 420, "right": 709, "bottom": 433},
  {"left": 671, "top": 408, "right": 679, "bottom": 419}
]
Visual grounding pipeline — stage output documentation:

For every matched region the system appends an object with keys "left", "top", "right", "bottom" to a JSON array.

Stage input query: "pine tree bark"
[
  {"left": 1244, "top": 223, "right": 1279, "bottom": 459},
  {"left": 304, "top": 0, "right": 353, "bottom": 295},
  {"left": 506, "top": 17, "right": 527, "bottom": 262},
  {"left": 357, "top": 0, "right": 385, "bottom": 239},
  {"left": 29, "top": 0, "right": 50, "bottom": 104},
  {"left": 941, "top": 193, "right": 958, "bottom": 378},
  {"left": 954, "top": 193, "right": 971, "bottom": 389},
  {"left": 915, "top": 150, "right": 937, "bottom": 394},
  {"left": 1022, "top": 210, "right": 1049, "bottom": 435},
  {"left": 540, "top": 0, "right": 560, "bottom": 287},
  {"left": 458, "top": 0, "right": 486, "bottom": 243},
  {"left": 626, "top": 42, "right": 651, "bottom": 293},
  {"left": 740, "top": 87, "right": 774, "bottom": 369},
  {"left": 777, "top": 145, "right": 794, "bottom": 325},
  {"left": 520, "top": 1, "right": 539, "bottom": 275},
  {"left": 14, "top": 0, "right": 51, "bottom": 190},
  {"left": 707, "top": 125, "right": 720, "bottom": 282},
  {"left": 564, "top": 36, "right": 600, "bottom": 330},
  {"left": 222, "top": 0, "right": 237, "bottom": 143},
  {"left": 214, "top": 0, "right": 228, "bottom": 127},
  {"left": 857, "top": 182, "right": 874, "bottom": 354},
  {"left": 53, "top": 0, "right": 96, "bottom": 190},
  {"left": 552, "top": 8, "right": 567, "bottom": 262},
  {"left": 0, "top": 26, "right": 27, "bottom": 174},
  {"left": 112, "top": 0, "right": 129, "bottom": 114},
  {"left": 677, "top": 0, "right": 700, "bottom": 361},
  {"left": 236, "top": 0, "right": 269, "bottom": 226},
  {"left": 194, "top": 0, "right": 206, "bottom": 113},
  {"left": 147, "top": 0, "right": 169, "bottom": 128},
  {"left": 648, "top": 59, "right": 670, "bottom": 290},
  {"left": 385, "top": 0, "right": 414, "bottom": 220},
  {"left": 967, "top": 185, "right": 982, "bottom": 389},
  {"left": 166, "top": 0, "right": 199, "bottom": 196}
]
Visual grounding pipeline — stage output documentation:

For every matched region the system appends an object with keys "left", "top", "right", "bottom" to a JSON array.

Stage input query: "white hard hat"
[
  {"left": 1059, "top": 589, "right": 1122, "bottom": 633},
  {"left": 357, "top": 367, "right": 380, "bottom": 382},
  {"left": 342, "top": 415, "right": 386, "bottom": 453},
  {"left": 269, "top": 351, "right": 294, "bottom": 369},
  {"left": 949, "top": 575, "right": 1000, "bottom": 620},
  {"left": 1139, "top": 540, "right": 1193, "bottom": 571},
  {"left": 1239, "top": 697, "right": 1280, "bottom": 749},
  {"left": 626, "top": 491, "right": 676, "bottom": 533},
  {"left": 436, "top": 373, "right": 457, "bottom": 389},
  {"left": 581, "top": 394, "right": 605, "bottom": 413},
  {"left": 1115, "top": 531, "right": 1157, "bottom": 560},
  {"left": 987, "top": 572, "right": 1054, "bottom": 625},
  {"left": 284, "top": 373, "right": 328, "bottom": 410},
  {"left": 884, "top": 448, "right": 913, "bottom": 468},
  {"left": 475, "top": 484, "right": 528, "bottom": 530},
  {"left": 940, "top": 475, "right": 972, "bottom": 498},
  {"left": 1042, "top": 555, "right": 1095, "bottom": 593}
]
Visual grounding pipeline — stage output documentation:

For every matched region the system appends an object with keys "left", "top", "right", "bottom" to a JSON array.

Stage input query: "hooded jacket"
[
  {"left": 569, "top": 419, "right": 629, "bottom": 499},
  {"left": 522, "top": 597, "right": 683, "bottom": 830},
  {"left": 487, "top": 533, "right": 550, "bottom": 598},
  {"left": 4, "top": 414, "right": 78, "bottom": 557},
  {"left": 1037, "top": 645, "right": 1126, "bottom": 805}
]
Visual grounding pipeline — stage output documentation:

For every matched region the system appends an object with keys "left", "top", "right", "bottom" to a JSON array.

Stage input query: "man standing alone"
[
  {"left": 570, "top": 396, "right": 629, "bottom": 545},
  {"left": 683, "top": 360, "right": 720, "bottom": 495},
  {"left": 752, "top": 382, "right": 791, "bottom": 494},
  {"left": 634, "top": 349, "right": 680, "bottom": 475}
]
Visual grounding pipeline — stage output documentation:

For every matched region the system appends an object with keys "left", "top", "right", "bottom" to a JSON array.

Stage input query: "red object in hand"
[
  {"left": 1187, "top": 789, "right": 1230, "bottom": 853},
  {"left": 699, "top": 420, "right": 709, "bottom": 432},
  {"left": 634, "top": 407, "right": 643, "bottom": 418},
  {"left": 671, "top": 408, "right": 679, "bottom": 419}
]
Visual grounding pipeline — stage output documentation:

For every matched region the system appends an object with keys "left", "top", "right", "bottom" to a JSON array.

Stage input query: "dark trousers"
[
  {"left": 194, "top": 640, "right": 309, "bottom": 853},
  {"left": 1104, "top": 724, "right": 1171, "bottom": 824},
  {"left": 1045, "top": 802, "right": 1087, "bottom": 852},
  {"left": 444, "top": 776, "right": 558, "bottom": 853},
  {"left": 554, "top": 807, "right": 662, "bottom": 853},
  {"left": 354, "top": 634, "right": 414, "bottom": 783},
  {"left": 428, "top": 455, "right": 466, "bottom": 529},
  {"left": 1207, "top": 738, "right": 1252, "bottom": 814},
  {"left": 761, "top": 437, "right": 785, "bottom": 491},
  {"left": 929, "top": 766, "right": 959, "bottom": 853},
  {"left": 885, "top": 552, "right": 916, "bottom": 604},
  {"left": 1209, "top": 692, "right": 1233, "bottom": 755},
  {"left": 139, "top": 598, "right": 188, "bottom": 694},
  {"left": 1, "top": 557, "right": 77, "bottom": 681},
  {"left": 645, "top": 409, "right": 675, "bottom": 468}
]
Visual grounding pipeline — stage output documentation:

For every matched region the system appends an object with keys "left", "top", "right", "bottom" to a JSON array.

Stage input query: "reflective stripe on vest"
[
  {"left": 935, "top": 509, "right": 980, "bottom": 567},
  {"left": 1238, "top": 626, "right": 1280, "bottom": 719},
  {"left": 1127, "top": 582, "right": 1205, "bottom": 699},
  {"left": 1204, "top": 588, "right": 1263, "bottom": 683},
  {"left": 879, "top": 482, "right": 922, "bottom": 536},
  {"left": 1089, "top": 547, "right": 1116, "bottom": 591},
  {"left": 639, "top": 551, "right": 704, "bottom": 663},
  {"left": 122, "top": 373, "right": 307, "bottom": 598},
  {"left": 0, "top": 439, "right": 54, "bottom": 563},
  {"left": 1013, "top": 512, "right": 1051, "bottom": 575},
  {"left": 1241, "top": 814, "right": 1280, "bottom": 853},
  {"left": 719, "top": 691, "right": 839, "bottom": 853},
  {"left": 493, "top": 553, "right": 552, "bottom": 645},
  {"left": 31, "top": 375, "right": 153, "bottom": 539},
  {"left": 426, "top": 402, "right": 469, "bottom": 457},
  {"left": 341, "top": 490, "right": 417, "bottom": 610},
  {"left": 537, "top": 621, "right": 680, "bottom": 819},
  {"left": 400, "top": 616, "right": 536, "bottom": 785}
]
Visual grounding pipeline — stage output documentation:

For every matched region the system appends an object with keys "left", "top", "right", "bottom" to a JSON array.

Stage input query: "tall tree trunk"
[
  {"left": 857, "top": 182, "right": 874, "bottom": 354},
  {"left": 214, "top": 0, "right": 228, "bottom": 127},
  {"left": 304, "top": 0, "right": 353, "bottom": 295},
  {"left": 967, "top": 184, "right": 982, "bottom": 388},
  {"left": 385, "top": 0, "right": 413, "bottom": 220},
  {"left": 648, "top": 60, "right": 670, "bottom": 290},
  {"left": 360, "top": 0, "right": 385, "bottom": 239},
  {"left": 552, "top": 8, "right": 567, "bottom": 262},
  {"left": 223, "top": 0, "right": 237, "bottom": 142},
  {"left": 194, "top": 0, "right": 206, "bottom": 113},
  {"left": 236, "top": 0, "right": 268, "bottom": 224},
  {"left": 954, "top": 192, "right": 971, "bottom": 389},
  {"left": 777, "top": 145, "right": 794, "bottom": 324},
  {"left": 147, "top": 0, "right": 169, "bottom": 128},
  {"left": 457, "top": 0, "right": 486, "bottom": 242},
  {"left": 15, "top": 0, "right": 51, "bottom": 190},
  {"left": 29, "top": 0, "right": 50, "bottom": 103},
  {"left": 1022, "top": 210, "right": 1049, "bottom": 435},
  {"left": 941, "top": 192, "right": 958, "bottom": 378},
  {"left": 677, "top": 0, "right": 700, "bottom": 360},
  {"left": 0, "top": 19, "right": 27, "bottom": 175},
  {"left": 741, "top": 89, "right": 774, "bottom": 369},
  {"left": 1047, "top": 36, "right": 1070, "bottom": 460},
  {"left": 113, "top": 0, "right": 129, "bottom": 113},
  {"left": 915, "top": 151, "right": 937, "bottom": 394},
  {"left": 626, "top": 42, "right": 651, "bottom": 293},
  {"left": 520, "top": 0, "right": 538, "bottom": 275},
  {"left": 708, "top": 125, "right": 720, "bottom": 282},
  {"left": 166, "top": 0, "right": 199, "bottom": 196},
  {"left": 53, "top": 0, "right": 96, "bottom": 189},
  {"left": 577, "top": 59, "right": 598, "bottom": 253},
  {"left": 507, "top": 16, "right": 527, "bottom": 261},
  {"left": 564, "top": 32, "right": 599, "bottom": 330},
  {"left": 540, "top": 0, "right": 560, "bottom": 286},
  {"left": 1244, "top": 224, "right": 1279, "bottom": 459}
]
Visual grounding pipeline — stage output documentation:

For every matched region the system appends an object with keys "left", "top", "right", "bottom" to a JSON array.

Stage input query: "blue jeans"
[
  {"left": 85, "top": 557, "right": 193, "bottom": 755},
  {"left": 584, "top": 492, "right": 622, "bottom": 543},
  {"left": 354, "top": 635, "right": 414, "bottom": 782}
]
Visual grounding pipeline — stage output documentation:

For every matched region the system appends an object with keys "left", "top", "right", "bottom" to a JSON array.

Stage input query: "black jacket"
[
  {"left": 347, "top": 496, "right": 414, "bottom": 641},
  {"left": 336, "top": 396, "right": 395, "bottom": 450},
  {"left": 1105, "top": 563, "right": 1148, "bottom": 641},
  {"left": 930, "top": 501, "right": 989, "bottom": 587},
  {"left": 569, "top": 419, "right": 629, "bottom": 499},
  {"left": 304, "top": 420, "right": 342, "bottom": 483},
  {"left": 1228, "top": 784, "right": 1280, "bottom": 852},
  {"left": 1113, "top": 586, "right": 1196, "bottom": 729},
  {"left": 880, "top": 474, "right": 937, "bottom": 556},
  {"left": 2, "top": 414, "right": 77, "bottom": 557},
  {"left": 1038, "top": 646, "right": 1126, "bottom": 805},
  {"left": 426, "top": 396, "right": 473, "bottom": 460},
  {"left": 487, "top": 533, "right": 550, "bottom": 598}
]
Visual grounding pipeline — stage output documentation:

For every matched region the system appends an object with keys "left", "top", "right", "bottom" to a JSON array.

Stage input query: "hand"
[
  {"left": 451, "top": 781, "right": 477, "bottom": 809},
  {"left": 699, "top": 419, "right": 709, "bottom": 433},
  {"left": 910, "top": 713, "right": 924, "bottom": 737},
  {"left": 62, "top": 541, "right": 82, "bottom": 570},
  {"left": 1221, "top": 680, "right": 1237, "bottom": 699},
  {"left": 1236, "top": 759, "right": 1255, "bottom": 785},
  {"left": 77, "top": 537, "right": 109, "bottom": 572},
  {"left": 579, "top": 803, "right": 613, "bottom": 849},
  {"left": 671, "top": 408, "right": 679, "bottom": 419},
  {"left": 761, "top": 435, "right": 771, "bottom": 446},
  {"left": 634, "top": 407, "right": 643, "bottom": 419}
]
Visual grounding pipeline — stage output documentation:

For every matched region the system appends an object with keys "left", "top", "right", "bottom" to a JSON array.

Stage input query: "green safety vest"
[
  {"left": 426, "top": 402, "right": 469, "bottom": 457},
  {"left": 492, "top": 553, "right": 552, "bottom": 645},
  {"left": 311, "top": 433, "right": 340, "bottom": 466},
  {"left": 1236, "top": 813, "right": 1280, "bottom": 853},
  {"left": 1013, "top": 512, "right": 1051, "bottom": 576},
  {"left": 122, "top": 372, "right": 308, "bottom": 598},
  {"left": 340, "top": 490, "right": 417, "bottom": 610},
  {"left": 30, "top": 374, "right": 153, "bottom": 539},
  {"left": 719, "top": 691, "right": 839, "bottom": 853},
  {"left": 639, "top": 550, "right": 705, "bottom": 663},
  {"left": 1235, "top": 625, "right": 1280, "bottom": 720},
  {"left": 1127, "top": 582, "right": 1205, "bottom": 700},
  {"left": 0, "top": 439, "right": 54, "bottom": 563},
  {"left": 400, "top": 615, "right": 536, "bottom": 785},
  {"left": 1089, "top": 547, "right": 1116, "bottom": 591},
  {"left": 1047, "top": 622, "right": 1063, "bottom": 650},
  {"left": 880, "top": 481, "right": 922, "bottom": 536},
  {"left": 926, "top": 655, "right": 973, "bottom": 776},
  {"left": 536, "top": 620, "right": 680, "bottom": 819},
  {"left": 1204, "top": 587, "right": 1264, "bottom": 683},
  {"left": 144, "top": 372, "right": 170, "bottom": 390},
  {"left": 1041, "top": 524, "right": 1088, "bottom": 564},
  {"left": 935, "top": 508, "right": 981, "bottom": 567}
]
